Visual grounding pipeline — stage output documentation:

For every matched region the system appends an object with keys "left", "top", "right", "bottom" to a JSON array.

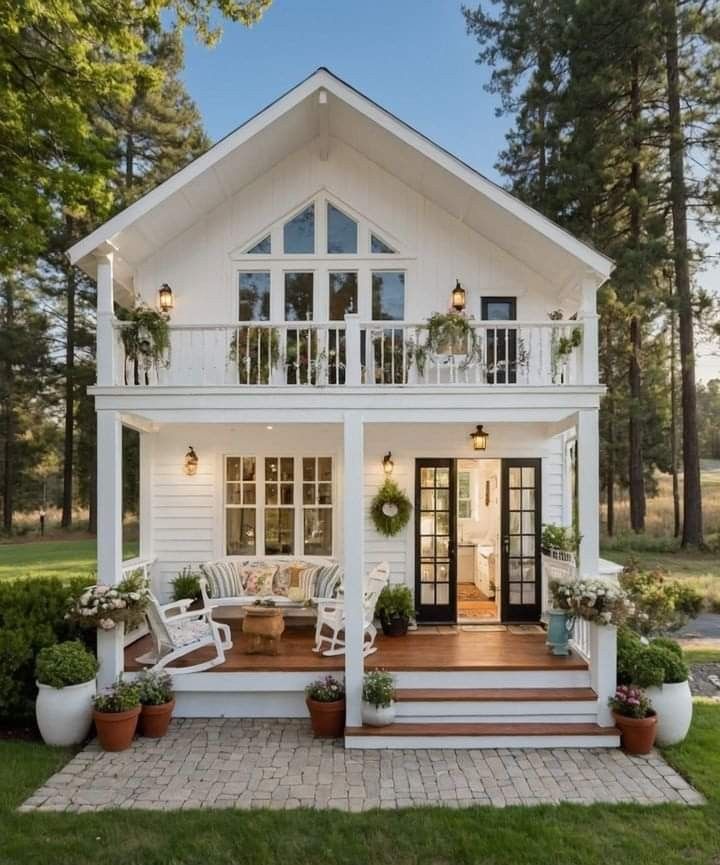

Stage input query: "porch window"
[
  {"left": 284, "top": 272, "right": 314, "bottom": 321},
  {"left": 370, "top": 233, "right": 395, "bottom": 254},
  {"left": 265, "top": 457, "right": 295, "bottom": 555},
  {"left": 457, "top": 471, "right": 472, "bottom": 519},
  {"left": 328, "top": 272, "right": 357, "bottom": 320},
  {"left": 302, "top": 457, "right": 333, "bottom": 556},
  {"left": 372, "top": 271, "right": 405, "bottom": 320},
  {"left": 225, "top": 457, "right": 257, "bottom": 555},
  {"left": 238, "top": 272, "right": 270, "bottom": 321}
]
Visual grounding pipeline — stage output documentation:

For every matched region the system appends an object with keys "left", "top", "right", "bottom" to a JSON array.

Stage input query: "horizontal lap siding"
[
  {"left": 543, "top": 438, "right": 564, "bottom": 527},
  {"left": 364, "top": 464, "right": 409, "bottom": 587}
]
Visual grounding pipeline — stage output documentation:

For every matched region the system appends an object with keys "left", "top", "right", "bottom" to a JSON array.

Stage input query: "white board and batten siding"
[{"left": 145, "top": 422, "right": 569, "bottom": 599}]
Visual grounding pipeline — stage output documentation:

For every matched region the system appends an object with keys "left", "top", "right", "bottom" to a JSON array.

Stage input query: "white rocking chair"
[
  {"left": 313, "top": 562, "right": 389, "bottom": 657},
  {"left": 135, "top": 593, "right": 233, "bottom": 674}
]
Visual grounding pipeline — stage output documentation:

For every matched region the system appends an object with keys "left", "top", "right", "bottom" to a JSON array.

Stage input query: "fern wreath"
[{"left": 370, "top": 479, "right": 412, "bottom": 537}]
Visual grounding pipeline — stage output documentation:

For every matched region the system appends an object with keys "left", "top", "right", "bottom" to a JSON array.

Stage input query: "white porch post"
[
  {"left": 344, "top": 314, "right": 362, "bottom": 386},
  {"left": 576, "top": 408, "right": 600, "bottom": 578},
  {"left": 343, "top": 410, "right": 364, "bottom": 727},
  {"left": 95, "top": 251, "right": 115, "bottom": 386},
  {"left": 96, "top": 410, "right": 124, "bottom": 688},
  {"left": 591, "top": 623, "right": 617, "bottom": 726},
  {"left": 579, "top": 273, "right": 599, "bottom": 386}
]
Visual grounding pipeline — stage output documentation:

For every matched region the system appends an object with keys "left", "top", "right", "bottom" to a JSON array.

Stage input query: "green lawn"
[
  {"left": 0, "top": 538, "right": 138, "bottom": 582},
  {"left": 0, "top": 703, "right": 718, "bottom": 865}
]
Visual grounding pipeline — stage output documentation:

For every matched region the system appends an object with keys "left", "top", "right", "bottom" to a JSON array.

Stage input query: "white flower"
[
  {"left": 128, "top": 592, "right": 140, "bottom": 601},
  {"left": 99, "top": 618, "right": 115, "bottom": 630}
]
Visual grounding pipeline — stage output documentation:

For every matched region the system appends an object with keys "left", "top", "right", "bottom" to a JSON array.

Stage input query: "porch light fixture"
[
  {"left": 184, "top": 446, "right": 199, "bottom": 476},
  {"left": 382, "top": 451, "right": 394, "bottom": 476},
  {"left": 158, "top": 283, "right": 175, "bottom": 312},
  {"left": 451, "top": 279, "right": 466, "bottom": 313},
  {"left": 470, "top": 425, "right": 489, "bottom": 451}
]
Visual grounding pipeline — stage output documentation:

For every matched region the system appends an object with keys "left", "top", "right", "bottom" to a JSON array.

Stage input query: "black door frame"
[
  {"left": 500, "top": 458, "right": 542, "bottom": 623},
  {"left": 414, "top": 458, "right": 457, "bottom": 623},
  {"left": 481, "top": 297, "right": 518, "bottom": 384}
]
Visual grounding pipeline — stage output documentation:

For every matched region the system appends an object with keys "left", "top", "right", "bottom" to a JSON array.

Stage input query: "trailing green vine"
[
  {"left": 548, "top": 309, "right": 583, "bottom": 381},
  {"left": 370, "top": 479, "right": 413, "bottom": 537},
  {"left": 119, "top": 304, "right": 170, "bottom": 385},
  {"left": 411, "top": 312, "right": 480, "bottom": 376}
]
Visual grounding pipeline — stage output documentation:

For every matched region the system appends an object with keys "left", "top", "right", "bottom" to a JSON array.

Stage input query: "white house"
[{"left": 69, "top": 69, "right": 620, "bottom": 749}]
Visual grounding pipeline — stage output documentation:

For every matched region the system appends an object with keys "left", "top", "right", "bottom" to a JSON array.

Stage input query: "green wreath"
[{"left": 370, "top": 479, "right": 412, "bottom": 537}]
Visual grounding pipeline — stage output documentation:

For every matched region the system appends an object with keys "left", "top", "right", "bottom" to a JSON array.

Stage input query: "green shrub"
[
  {"left": 35, "top": 641, "right": 98, "bottom": 689},
  {"left": 541, "top": 523, "right": 581, "bottom": 553},
  {"left": 616, "top": 626, "right": 643, "bottom": 685},
  {"left": 620, "top": 566, "right": 703, "bottom": 635},
  {"left": 618, "top": 632, "right": 689, "bottom": 688},
  {"left": 651, "top": 636, "right": 683, "bottom": 658},
  {"left": 362, "top": 670, "right": 394, "bottom": 708},
  {"left": 632, "top": 646, "right": 667, "bottom": 688},
  {"left": 171, "top": 567, "right": 201, "bottom": 603},
  {"left": 376, "top": 585, "right": 414, "bottom": 620},
  {"left": 0, "top": 576, "right": 91, "bottom": 722},
  {"left": 136, "top": 670, "right": 174, "bottom": 706},
  {"left": 93, "top": 679, "right": 141, "bottom": 713}
]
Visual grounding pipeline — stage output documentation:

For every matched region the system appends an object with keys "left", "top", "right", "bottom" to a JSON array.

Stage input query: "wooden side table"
[{"left": 242, "top": 606, "right": 285, "bottom": 655}]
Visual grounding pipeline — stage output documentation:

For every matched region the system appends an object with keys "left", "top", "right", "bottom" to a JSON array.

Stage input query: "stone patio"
[{"left": 20, "top": 719, "right": 704, "bottom": 813}]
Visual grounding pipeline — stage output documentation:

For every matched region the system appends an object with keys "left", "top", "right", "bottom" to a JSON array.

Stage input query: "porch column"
[
  {"left": 96, "top": 410, "right": 124, "bottom": 688},
  {"left": 343, "top": 411, "right": 365, "bottom": 727},
  {"left": 591, "top": 624, "right": 617, "bottom": 727},
  {"left": 95, "top": 251, "right": 115, "bottom": 386},
  {"left": 579, "top": 272, "right": 599, "bottom": 386},
  {"left": 576, "top": 408, "right": 600, "bottom": 578}
]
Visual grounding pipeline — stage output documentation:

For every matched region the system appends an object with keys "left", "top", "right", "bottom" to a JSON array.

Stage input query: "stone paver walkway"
[{"left": 20, "top": 719, "right": 704, "bottom": 812}]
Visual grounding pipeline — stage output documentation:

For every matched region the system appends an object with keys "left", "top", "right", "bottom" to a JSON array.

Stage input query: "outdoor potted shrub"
[
  {"left": 137, "top": 670, "right": 175, "bottom": 738},
  {"left": 609, "top": 685, "right": 657, "bottom": 754},
  {"left": 636, "top": 639, "right": 692, "bottom": 746},
  {"left": 35, "top": 641, "right": 98, "bottom": 746},
  {"left": 376, "top": 584, "right": 414, "bottom": 636},
  {"left": 170, "top": 567, "right": 201, "bottom": 605},
  {"left": 362, "top": 670, "right": 395, "bottom": 726},
  {"left": 93, "top": 679, "right": 142, "bottom": 751},
  {"left": 305, "top": 675, "right": 345, "bottom": 738}
]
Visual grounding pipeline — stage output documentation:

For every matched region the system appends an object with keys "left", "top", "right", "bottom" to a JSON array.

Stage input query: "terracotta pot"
[
  {"left": 380, "top": 613, "right": 409, "bottom": 637},
  {"left": 306, "top": 697, "right": 345, "bottom": 738},
  {"left": 93, "top": 706, "right": 140, "bottom": 752},
  {"left": 139, "top": 699, "right": 175, "bottom": 738},
  {"left": 613, "top": 710, "right": 657, "bottom": 755}
]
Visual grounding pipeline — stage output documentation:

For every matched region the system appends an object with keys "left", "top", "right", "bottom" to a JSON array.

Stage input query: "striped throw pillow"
[
  {"left": 201, "top": 561, "right": 242, "bottom": 598},
  {"left": 315, "top": 563, "right": 343, "bottom": 599}
]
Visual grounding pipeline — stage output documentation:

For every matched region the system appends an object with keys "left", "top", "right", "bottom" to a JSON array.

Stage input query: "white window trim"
[{"left": 223, "top": 454, "right": 335, "bottom": 557}]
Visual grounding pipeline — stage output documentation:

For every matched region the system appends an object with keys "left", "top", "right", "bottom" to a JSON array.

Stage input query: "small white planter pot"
[
  {"left": 36, "top": 679, "right": 96, "bottom": 746},
  {"left": 361, "top": 701, "right": 395, "bottom": 727},
  {"left": 645, "top": 680, "right": 693, "bottom": 746}
]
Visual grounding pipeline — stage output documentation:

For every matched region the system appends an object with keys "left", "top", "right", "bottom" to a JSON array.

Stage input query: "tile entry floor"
[{"left": 20, "top": 719, "right": 704, "bottom": 813}]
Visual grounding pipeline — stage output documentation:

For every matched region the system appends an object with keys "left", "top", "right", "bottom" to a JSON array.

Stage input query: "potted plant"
[
  {"left": 626, "top": 636, "right": 692, "bottom": 747},
  {"left": 411, "top": 310, "right": 479, "bottom": 376},
  {"left": 376, "top": 584, "right": 414, "bottom": 636},
  {"left": 35, "top": 641, "right": 98, "bottom": 746},
  {"left": 93, "top": 679, "right": 142, "bottom": 751},
  {"left": 137, "top": 670, "right": 175, "bottom": 738},
  {"left": 170, "top": 567, "right": 201, "bottom": 604},
  {"left": 118, "top": 304, "right": 170, "bottom": 385},
  {"left": 609, "top": 685, "right": 657, "bottom": 755},
  {"left": 305, "top": 675, "right": 345, "bottom": 738},
  {"left": 67, "top": 570, "right": 151, "bottom": 632},
  {"left": 362, "top": 670, "right": 395, "bottom": 726}
]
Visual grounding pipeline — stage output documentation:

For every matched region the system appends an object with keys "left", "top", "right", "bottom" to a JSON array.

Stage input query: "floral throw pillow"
[{"left": 243, "top": 564, "right": 278, "bottom": 596}]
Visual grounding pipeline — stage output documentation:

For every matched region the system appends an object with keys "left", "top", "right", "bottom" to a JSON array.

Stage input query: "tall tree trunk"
[
  {"left": 670, "top": 304, "right": 681, "bottom": 538},
  {"left": 664, "top": 0, "right": 703, "bottom": 547},
  {"left": 603, "top": 316, "right": 616, "bottom": 536},
  {"left": 2, "top": 281, "right": 15, "bottom": 532},
  {"left": 61, "top": 262, "right": 76, "bottom": 528},
  {"left": 628, "top": 50, "right": 646, "bottom": 532}
]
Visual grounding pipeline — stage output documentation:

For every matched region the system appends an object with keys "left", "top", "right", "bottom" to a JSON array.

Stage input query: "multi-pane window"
[
  {"left": 224, "top": 456, "right": 334, "bottom": 556},
  {"left": 284, "top": 204, "right": 315, "bottom": 254},
  {"left": 328, "top": 272, "right": 357, "bottom": 320},
  {"left": 246, "top": 235, "right": 271, "bottom": 255},
  {"left": 327, "top": 204, "right": 357, "bottom": 254},
  {"left": 238, "top": 272, "right": 270, "bottom": 321},
  {"left": 372, "top": 271, "right": 405, "bottom": 320},
  {"left": 302, "top": 457, "right": 333, "bottom": 555},
  {"left": 370, "top": 233, "right": 395, "bottom": 254},
  {"left": 284, "top": 272, "right": 314, "bottom": 321},
  {"left": 457, "top": 471, "right": 472, "bottom": 519},
  {"left": 226, "top": 457, "right": 257, "bottom": 555}
]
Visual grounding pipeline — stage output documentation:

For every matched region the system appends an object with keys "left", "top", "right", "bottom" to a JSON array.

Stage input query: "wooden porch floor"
[{"left": 125, "top": 624, "right": 587, "bottom": 673}]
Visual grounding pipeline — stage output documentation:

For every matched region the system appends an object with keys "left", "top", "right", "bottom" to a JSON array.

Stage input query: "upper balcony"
[{"left": 110, "top": 314, "right": 594, "bottom": 389}]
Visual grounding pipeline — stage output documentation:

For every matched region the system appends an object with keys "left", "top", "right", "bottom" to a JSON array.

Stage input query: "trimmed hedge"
[{"left": 0, "top": 576, "right": 94, "bottom": 722}]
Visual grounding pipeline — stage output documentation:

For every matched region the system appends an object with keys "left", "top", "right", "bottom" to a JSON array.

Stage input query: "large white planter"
[
  {"left": 36, "top": 679, "right": 96, "bottom": 746},
  {"left": 361, "top": 701, "right": 395, "bottom": 727},
  {"left": 645, "top": 680, "right": 693, "bottom": 746}
]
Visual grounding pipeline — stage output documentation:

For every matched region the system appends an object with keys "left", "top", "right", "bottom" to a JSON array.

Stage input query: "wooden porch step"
[
  {"left": 394, "top": 687, "right": 597, "bottom": 703},
  {"left": 346, "top": 722, "right": 617, "bottom": 737}
]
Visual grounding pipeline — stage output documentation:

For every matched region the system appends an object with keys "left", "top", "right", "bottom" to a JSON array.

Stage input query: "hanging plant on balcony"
[
  {"left": 119, "top": 304, "right": 170, "bottom": 385},
  {"left": 228, "top": 326, "right": 281, "bottom": 384},
  {"left": 410, "top": 311, "right": 480, "bottom": 376},
  {"left": 548, "top": 309, "right": 582, "bottom": 379},
  {"left": 370, "top": 479, "right": 412, "bottom": 537}
]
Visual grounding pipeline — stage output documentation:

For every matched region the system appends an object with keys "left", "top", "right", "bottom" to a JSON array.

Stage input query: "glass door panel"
[
  {"left": 501, "top": 459, "right": 541, "bottom": 621},
  {"left": 415, "top": 459, "right": 456, "bottom": 622}
]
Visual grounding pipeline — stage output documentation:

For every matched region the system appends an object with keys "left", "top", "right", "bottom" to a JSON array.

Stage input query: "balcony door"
[{"left": 415, "top": 459, "right": 456, "bottom": 622}]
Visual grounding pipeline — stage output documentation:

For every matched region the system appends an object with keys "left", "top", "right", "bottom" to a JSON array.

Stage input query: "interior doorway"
[{"left": 456, "top": 459, "right": 501, "bottom": 623}]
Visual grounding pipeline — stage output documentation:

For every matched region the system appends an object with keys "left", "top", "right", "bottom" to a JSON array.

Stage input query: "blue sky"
[{"left": 180, "top": 0, "right": 719, "bottom": 380}]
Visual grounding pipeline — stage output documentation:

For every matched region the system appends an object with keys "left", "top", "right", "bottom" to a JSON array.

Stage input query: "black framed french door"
[
  {"left": 501, "top": 458, "right": 542, "bottom": 622},
  {"left": 415, "top": 459, "right": 457, "bottom": 623}
]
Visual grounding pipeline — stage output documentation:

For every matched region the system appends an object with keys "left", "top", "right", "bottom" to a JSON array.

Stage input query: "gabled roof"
[{"left": 69, "top": 67, "right": 613, "bottom": 293}]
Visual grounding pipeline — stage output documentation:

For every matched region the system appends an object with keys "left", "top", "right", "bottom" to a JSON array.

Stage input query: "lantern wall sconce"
[
  {"left": 470, "top": 425, "right": 489, "bottom": 451},
  {"left": 158, "top": 283, "right": 175, "bottom": 312},
  {"left": 451, "top": 279, "right": 466, "bottom": 313},
  {"left": 382, "top": 451, "right": 395, "bottom": 476},
  {"left": 184, "top": 445, "right": 199, "bottom": 476}
]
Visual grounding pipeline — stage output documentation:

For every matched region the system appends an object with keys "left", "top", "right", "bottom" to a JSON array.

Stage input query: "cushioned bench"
[{"left": 199, "top": 557, "right": 343, "bottom": 614}]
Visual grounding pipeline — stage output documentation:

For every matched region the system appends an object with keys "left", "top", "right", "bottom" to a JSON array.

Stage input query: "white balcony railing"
[{"left": 112, "top": 317, "right": 588, "bottom": 388}]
